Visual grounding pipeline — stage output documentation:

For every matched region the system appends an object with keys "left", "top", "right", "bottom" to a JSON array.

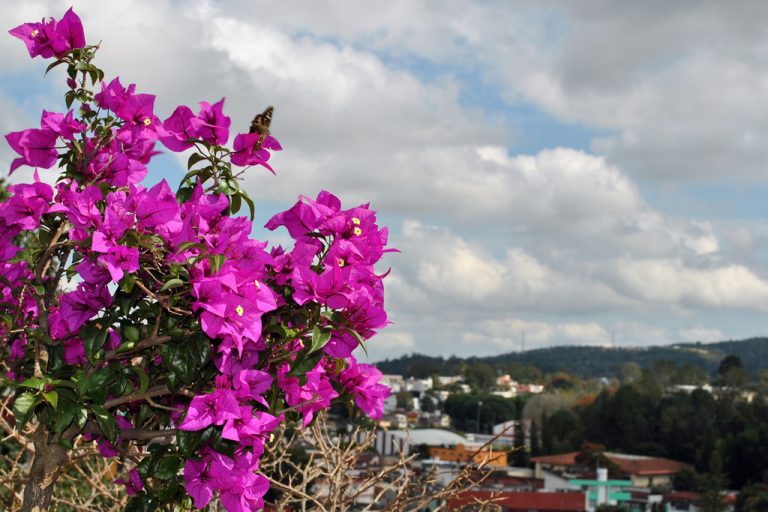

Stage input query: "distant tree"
[
  {"left": 529, "top": 420, "right": 542, "bottom": 457},
  {"left": 523, "top": 393, "right": 575, "bottom": 424},
  {"left": 719, "top": 354, "right": 744, "bottom": 375},
  {"left": 545, "top": 409, "right": 581, "bottom": 454},
  {"left": 755, "top": 369, "right": 768, "bottom": 395},
  {"left": 673, "top": 468, "right": 699, "bottom": 491},
  {"left": 463, "top": 362, "right": 496, "bottom": 391},
  {"left": 635, "top": 368, "right": 663, "bottom": 399},
  {"left": 673, "top": 363, "right": 709, "bottom": 386},
  {"left": 410, "top": 359, "right": 445, "bottom": 379},
  {"left": 736, "top": 483, "right": 768, "bottom": 512},
  {"left": 620, "top": 362, "right": 642, "bottom": 384},
  {"left": 603, "top": 385, "right": 656, "bottom": 452},
  {"left": 396, "top": 391, "right": 415, "bottom": 411},
  {"left": 422, "top": 394, "right": 437, "bottom": 413},
  {"left": 718, "top": 355, "right": 749, "bottom": 387},
  {"left": 698, "top": 448, "right": 728, "bottom": 512},
  {"left": 444, "top": 393, "right": 516, "bottom": 433},
  {"left": 654, "top": 359, "right": 678, "bottom": 388},
  {"left": 512, "top": 403, "right": 528, "bottom": 467}
]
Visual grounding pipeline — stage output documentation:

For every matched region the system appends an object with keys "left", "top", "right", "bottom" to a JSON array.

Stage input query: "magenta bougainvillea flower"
[
  {"left": 98, "top": 245, "right": 140, "bottom": 282},
  {"left": 337, "top": 358, "right": 390, "bottom": 420},
  {"left": 8, "top": 7, "right": 85, "bottom": 59},
  {"left": 192, "top": 98, "right": 231, "bottom": 146},
  {"left": 5, "top": 128, "right": 58, "bottom": 173},
  {"left": 94, "top": 77, "right": 136, "bottom": 113},
  {"left": 62, "top": 338, "right": 86, "bottom": 365},
  {"left": 230, "top": 133, "right": 281, "bottom": 170},
  {"left": 40, "top": 110, "right": 86, "bottom": 140},
  {"left": 158, "top": 105, "right": 198, "bottom": 151},
  {"left": 2, "top": 8, "right": 394, "bottom": 511},
  {"left": 115, "top": 469, "right": 144, "bottom": 497}
]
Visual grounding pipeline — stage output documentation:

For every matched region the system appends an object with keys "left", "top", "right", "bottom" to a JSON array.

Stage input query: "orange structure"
[{"left": 427, "top": 443, "right": 507, "bottom": 467}]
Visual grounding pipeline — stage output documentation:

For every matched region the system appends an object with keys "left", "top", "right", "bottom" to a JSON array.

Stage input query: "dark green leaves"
[
  {"left": 13, "top": 392, "right": 40, "bottom": 426},
  {"left": 81, "top": 323, "right": 110, "bottom": 362},
  {"left": 160, "top": 334, "right": 211, "bottom": 390},
  {"left": 309, "top": 326, "right": 332, "bottom": 354},
  {"left": 91, "top": 404, "right": 117, "bottom": 443},
  {"left": 288, "top": 349, "right": 324, "bottom": 378},
  {"left": 159, "top": 278, "right": 184, "bottom": 292}
]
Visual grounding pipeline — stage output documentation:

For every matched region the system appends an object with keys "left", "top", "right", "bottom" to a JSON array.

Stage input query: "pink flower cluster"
[{"left": 2, "top": 8, "right": 392, "bottom": 512}]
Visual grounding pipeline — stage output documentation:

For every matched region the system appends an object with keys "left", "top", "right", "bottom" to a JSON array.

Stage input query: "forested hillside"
[{"left": 375, "top": 337, "right": 768, "bottom": 379}]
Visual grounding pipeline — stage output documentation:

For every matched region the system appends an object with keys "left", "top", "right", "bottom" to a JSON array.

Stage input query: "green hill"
[{"left": 374, "top": 337, "right": 768, "bottom": 379}]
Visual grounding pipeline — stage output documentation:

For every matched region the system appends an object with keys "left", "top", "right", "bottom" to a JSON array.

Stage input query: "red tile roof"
[
  {"left": 531, "top": 452, "right": 689, "bottom": 476},
  {"left": 530, "top": 452, "right": 579, "bottom": 465},
  {"left": 608, "top": 455, "right": 689, "bottom": 476},
  {"left": 449, "top": 491, "right": 586, "bottom": 511}
]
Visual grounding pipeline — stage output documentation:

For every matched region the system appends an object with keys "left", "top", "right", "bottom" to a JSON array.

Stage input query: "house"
[
  {"left": 428, "top": 442, "right": 508, "bottom": 468},
  {"left": 531, "top": 451, "right": 690, "bottom": 488},
  {"left": 449, "top": 491, "right": 587, "bottom": 511},
  {"left": 661, "top": 490, "right": 736, "bottom": 512},
  {"left": 380, "top": 374, "right": 404, "bottom": 393}
]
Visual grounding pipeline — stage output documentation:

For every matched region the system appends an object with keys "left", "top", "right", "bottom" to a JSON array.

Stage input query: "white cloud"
[
  {"left": 462, "top": 319, "right": 611, "bottom": 352},
  {"left": 614, "top": 259, "right": 768, "bottom": 310}
]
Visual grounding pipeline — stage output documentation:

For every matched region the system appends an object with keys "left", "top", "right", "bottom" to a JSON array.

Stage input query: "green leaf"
[
  {"left": 160, "top": 334, "right": 211, "bottom": 386},
  {"left": 181, "top": 166, "right": 212, "bottom": 185},
  {"left": 126, "top": 493, "right": 160, "bottom": 512},
  {"left": 229, "top": 193, "right": 242, "bottom": 216},
  {"left": 131, "top": 366, "right": 150, "bottom": 395},
  {"left": 54, "top": 398, "right": 77, "bottom": 434},
  {"left": 176, "top": 241, "right": 204, "bottom": 252},
  {"left": 159, "top": 278, "right": 184, "bottom": 292},
  {"left": 187, "top": 152, "right": 207, "bottom": 170},
  {"left": 42, "top": 391, "right": 59, "bottom": 409},
  {"left": 211, "top": 254, "right": 226, "bottom": 274},
  {"left": 155, "top": 479, "right": 180, "bottom": 501},
  {"left": 309, "top": 326, "right": 332, "bottom": 354},
  {"left": 45, "top": 59, "right": 67, "bottom": 76},
  {"left": 177, "top": 429, "right": 204, "bottom": 457},
  {"left": 91, "top": 404, "right": 117, "bottom": 443},
  {"left": 349, "top": 329, "right": 369, "bottom": 357},
  {"left": 288, "top": 350, "right": 324, "bottom": 377},
  {"left": 86, "top": 368, "right": 116, "bottom": 403},
  {"left": 74, "top": 406, "right": 89, "bottom": 428},
  {"left": 82, "top": 325, "right": 109, "bottom": 362},
  {"left": 120, "top": 273, "right": 136, "bottom": 293},
  {"left": 13, "top": 392, "right": 39, "bottom": 420},
  {"left": 124, "top": 325, "right": 140, "bottom": 343},
  {"left": 19, "top": 377, "right": 45, "bottom": 391},
  {"left": 154, "top": 455, "right": 181, "bottom": 480},
  {"left": 65, "top": 90, "right": 76, "bottom": 109},
  {"left": 239, "top": 191, "right": 256, "bottom": 221}
]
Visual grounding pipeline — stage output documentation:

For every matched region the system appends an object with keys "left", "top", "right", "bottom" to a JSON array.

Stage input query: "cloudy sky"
[{"left": 3, "top": 1, "right": 768, "bottom": 361}]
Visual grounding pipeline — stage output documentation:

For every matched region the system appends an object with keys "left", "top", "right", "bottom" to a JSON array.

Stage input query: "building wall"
[
  {"left": 427, "top": 443, "right": 507, "bottom": 467},
  {"left": 631, "top": 474, "right": 672, "bottom": 488}
]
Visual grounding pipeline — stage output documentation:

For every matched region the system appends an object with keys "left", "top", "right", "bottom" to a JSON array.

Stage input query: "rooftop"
[
  {"left": 531, "top": 451, "right": 690, "bottom": 476},
  {"left": 387, "top": 428, "right": 483, "bottom": 447}
]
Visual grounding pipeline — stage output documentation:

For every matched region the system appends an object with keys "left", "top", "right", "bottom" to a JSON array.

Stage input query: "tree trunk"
[{"left": 21, "top": 430, "right": 68, "bottom": 512}]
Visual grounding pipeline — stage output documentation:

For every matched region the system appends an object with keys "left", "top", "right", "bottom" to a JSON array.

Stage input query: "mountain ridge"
[{"left": 373, "top": 337, "right": 768, "bottom": 379}]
